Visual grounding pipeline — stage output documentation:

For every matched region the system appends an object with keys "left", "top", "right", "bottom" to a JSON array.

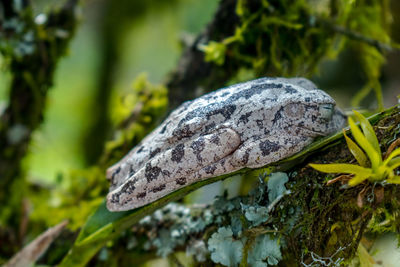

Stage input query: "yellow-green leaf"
[
  {"left": 387, "top": 157, "right": 400, "bottom": 170},
  {"left": 348, "top": 173, "right": 371, "bottom": 186},
  {"left": 353, "top": 110, "right": 381, "bottom": 156},
  {"left": 348, "top": 117, "right": 381, "bottom": 170},
  {"left": 386, "top": 175, "right": 400, "bottom": 184},
  {"left": 383, "top": 148, "right": 400, "bottom": 166},
  {"left": 343, "top": 130, "right": 369, "bottom": 167},
  {"left": 309, "top": 163, "right": 372, "bottom": 176},
  {"left": 201, "top": 41, "right": 227, "bottom": 65},
  {"left": 357, "top": 242, "right": 375, "bottom": 267}
]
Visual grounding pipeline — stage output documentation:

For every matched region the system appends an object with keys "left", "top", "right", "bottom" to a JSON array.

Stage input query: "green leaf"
[
  {"left": 387, "top": 157, "right": 400, "bottom": 170},
  {"left": 201, "top": 41, "right": 227, "bottom": 65},
  {"left": 260, "top": 16, "right": 303, "bottom": 29},
  {"left": 348, "top": 173, "right": 371, "bottom": 186},
  {"left": 343, "top": 130, "right": 369, "bottom": 167},
  {"left": 276, "top": 105, "right": 397, "bottom": 167},
  {"left": 60, "top": 169, "right": 248, "bottom": 267},
  {"left": 357, "top": 243, "right": 375, "bottom": 267},
  {"left": 309, "top": 163, "right": 372, "bottom": 176},
  {"left": 386, "top": 176, "right": 400, "bottom": 184},
  {"left": 349, "top": 117, "right": 381, "bottom": 170},
  {"left": 59, "top": 106, "right": 399, "bottom": 266},
  {"left": 208, "top": 227, "right": 244, "bottom": 267},
  {"left": 353, "top": 110, "right": 381, "bottom": 157},
  {"left": 236, "top": 0, "right": 244, "bottom": 16},
  {"left": 247, "top": 234, "right": 282, "bottom": 266},
  {"left": 383, "top": 148, "right": 400, "bottom": 166}
]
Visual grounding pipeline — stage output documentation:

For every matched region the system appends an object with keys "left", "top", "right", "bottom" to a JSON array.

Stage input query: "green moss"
[
  {"left": 101, "top": 74, "right": 168, "bottom": 166},
  {"left": 202, "top": 0, "right": 391, "bottom": 109}
]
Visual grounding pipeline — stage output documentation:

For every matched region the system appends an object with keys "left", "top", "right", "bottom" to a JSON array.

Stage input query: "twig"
[
  {"left": 166, "top": 0, "right": 239, "bottom": 110},
  {"left": 319, "top": 19, "right": 396, "bottom": 53}
]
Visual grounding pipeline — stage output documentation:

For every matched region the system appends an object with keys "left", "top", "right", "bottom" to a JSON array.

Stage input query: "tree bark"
[
  {"left": 107, "top": 106, "right": 400, "bottom": 265},
  {"left": 0, "top": 0, "right": 79, "bottom": 256}
]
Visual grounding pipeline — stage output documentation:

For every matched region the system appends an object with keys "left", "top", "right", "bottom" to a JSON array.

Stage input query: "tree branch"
[
  {"left": 0, "top": 0, "right": 79, "bottom": 255},
  {"left": 166, "top": 0, "right": 240, "bottom": 110},
  {"left": 320, "top": 19, "right": 397, "bottom": 53},
  {"left": 105, "top": 106, "right": 400, "bottom": 265}
]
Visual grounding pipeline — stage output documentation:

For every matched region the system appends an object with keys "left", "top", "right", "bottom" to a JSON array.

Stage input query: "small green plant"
[{"left": 310, "top": 110, "right": 400, "bottom": 186}]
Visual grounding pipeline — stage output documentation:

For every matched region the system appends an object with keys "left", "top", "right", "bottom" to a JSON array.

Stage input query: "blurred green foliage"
[
  {"left": 103, "top": 73, "right": 168, "bottom": 166},
  {"left": 201, "top": 0, "right": 392, "bottom": 109},
  {"left": 29, "top": 74, "right": 168, "bottom": 231}
]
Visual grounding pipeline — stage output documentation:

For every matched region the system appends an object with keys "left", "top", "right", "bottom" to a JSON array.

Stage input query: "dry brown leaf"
[{"left": 4, "top": 220, "right": 68, "bottom": 267}]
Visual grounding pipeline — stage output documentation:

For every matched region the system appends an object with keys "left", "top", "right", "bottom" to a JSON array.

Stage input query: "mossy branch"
[
  {"left": 61, "top": 106, "right": 400, "bottom": 265},
  {"left": 0, "top": 0, "right": 79, "bottom": 254},
  {"left": 166, "top": 0, "right": 393, "bottom": 112},
  {"left": 166, "top": 0, "right": 239, "bottom": 110},
  {"left": 131, "top": 106, "right": 400, "bottom": 266},
  {"left": 0, "top": 0, "right": 79, "bottom": 190}
]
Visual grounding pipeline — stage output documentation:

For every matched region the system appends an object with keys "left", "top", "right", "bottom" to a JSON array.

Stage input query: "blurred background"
[{"left": 3, "top": 0, "right": 219, "bottom": 183}]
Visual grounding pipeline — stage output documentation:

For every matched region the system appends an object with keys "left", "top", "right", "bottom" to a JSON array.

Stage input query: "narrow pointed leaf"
[
  {"left": 343, "top": 130, "right": 369, "bottom": 167},
  {"left": 348, "top": 118, "right": 381, "bottom": 169},
  {"left": 386, "top": 175, "right": 400, "bottom": 184},
  {"left": 357, "top": 242, "right": 376, "bottom": 266},
  {"left": 59, "top": 168, "right": 250, "bottom": 267},
  {"left": 348, "top": 174, "right": 371, "bottom": 186},
  {"left": 57, "top": 106, "right": 400, "bottom": 267},
  {"left": 387, "top": 157, "right": 400, "bottom": 170},
  {"left": 309, "top": 163, "right": 372, "bottom": 176},
  {"left": 383, "top": 148, "right": 400, "bottom": 166},
  {"left": 4, "top": 221, "right": 68, "bottom": 267},
  {"left": 353, "top": 110, "right": 381, "bottom": 156}
]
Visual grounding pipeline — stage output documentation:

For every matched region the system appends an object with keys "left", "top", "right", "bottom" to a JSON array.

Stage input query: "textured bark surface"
[{"left": 105, "top": 106, "right": 400, "bottom": 265}]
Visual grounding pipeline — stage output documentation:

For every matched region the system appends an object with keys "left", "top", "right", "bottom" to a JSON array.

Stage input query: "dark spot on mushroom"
[{"left": 137, "top": 146, "right": 145, "bottom": 153}]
